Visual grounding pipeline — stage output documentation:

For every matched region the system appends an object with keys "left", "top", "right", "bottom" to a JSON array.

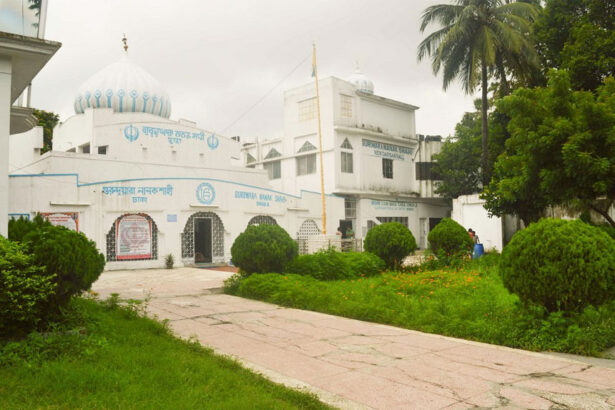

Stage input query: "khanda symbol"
[
  {"left": 207, "top": 133, "right": 219, "bottom": 150},
  {"left": 124, "top": 124, "right": 139, "bottom": 142}
]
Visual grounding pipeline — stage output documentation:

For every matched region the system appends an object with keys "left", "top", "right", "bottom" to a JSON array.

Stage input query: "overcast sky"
[{"left": 32, "top": 0, "right": 477, "bottom": 141}]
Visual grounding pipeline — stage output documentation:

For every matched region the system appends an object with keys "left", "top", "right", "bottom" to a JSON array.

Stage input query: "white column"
[{"left": 0, "top": 56, "right": 11, "bottom": 237}]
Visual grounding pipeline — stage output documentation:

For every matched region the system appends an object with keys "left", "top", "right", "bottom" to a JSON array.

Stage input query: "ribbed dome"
[
  {"left": 347, "top": 67, "right": 374, "bottom": 95},
  {"left": 74, "top": 54, "right": 171, "bottom": 118}
]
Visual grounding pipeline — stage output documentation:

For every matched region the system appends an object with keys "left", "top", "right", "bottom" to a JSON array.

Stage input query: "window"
[
  {"left": 80, "top": 143, "right": 90, "bottom": 154},
  {"left": 341, "top": 151, "right": 353, "bottom": 173},
  {"left": 246, "top": 152, "right": 256, "bottom": 165},
  {"left": 377, "top": 216, "right": 408, "bottom": 227},
  {"left": 340, "top": 138, "right": 353, "bottom": 149},
  {"left": 382, "top": 158, "right": 393, "bottom": 179},
  {"left": 264, "top": 148, "right": 282, "bottom": 159},
  {"left": 263, "top": 160, "right": 281, "bottom": 180},
  {"left": 298, "top": 98, "right": 317, "bottom": 121},
  {"left": 296, "top": 154, "right": 316, "bottom": 176},
  {"left": 344, "top": 197, "right": 356, "bottom": 219},
  {"left": 415, "top": 162, "right": 442, "bottom": 180},
  {"left": 340, "top": 95, "right": 353, "bottom": 118},
  {"left": 97, "top": 145, "right": 107, "bottom": 155},
  {"left": 67, "top": 147, "right": 76, "bottom": 153},
  {"left": 297, "top": 140, "right": 317, "bottom": 153}
]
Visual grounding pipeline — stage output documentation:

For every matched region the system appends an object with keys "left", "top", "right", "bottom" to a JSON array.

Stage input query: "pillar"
[{"left": 0, "top": 56, "right": 11, "bottom": 237}]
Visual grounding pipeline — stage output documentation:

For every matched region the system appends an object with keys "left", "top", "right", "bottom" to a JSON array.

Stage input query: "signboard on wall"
[
  {"left": 41, "top": 212, "right": 79, "bottom": 232},
  {"left": 116, "top": 215, "right": 152, "bottom": 260},
  {"left": 362, "top": 139, "right": 413, "bottom": 161}
]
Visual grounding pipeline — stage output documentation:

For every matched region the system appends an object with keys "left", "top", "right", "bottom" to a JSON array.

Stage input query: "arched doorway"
[
  {"left": 247, "top": 215, "right": 277, "bottom": 227},
  {"left": 106, "top": 213, "right": 158, "bottom": 261},
  {"left": 181, "top": 212, "right": 225, "bottom": 263}
]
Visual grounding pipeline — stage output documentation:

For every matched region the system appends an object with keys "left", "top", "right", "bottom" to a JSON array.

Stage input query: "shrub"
[
  {"left": 165, "top": 254, "right": 174, "bottom": 269},
  {"left": 340, "top": 252, "right": 385, "bottom": 277},
  {"left": 500, "top": 219, "right": 615, "bottom": 312},
  {"left": 23, "top": 226, "right": 106, "bottom": 311},
  {"left": 0, "top": 237, "right": 56, "bottom": 336},
  {"left": 8, "top": 214, "right": 51, "bottom": 243},
  {"left": 363, "top": 222, "right": 416, "bottom": 269},
  {"left": 285, "top": 249, "right": 384, "bottom": 281},
  {"left": 427, "top": 218, "right": 473, "bottom": 255},
  {"left": 230, "top": 224, "right": 298, "bottom": 274}
]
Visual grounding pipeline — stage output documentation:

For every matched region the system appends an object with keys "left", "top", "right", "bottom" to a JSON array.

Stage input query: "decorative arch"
[
  {"left": 247, "top": 215, "right": 278, "bottom": 227},
  {"left": 296, "top": 219, "right": 321, "bottom": 254},
  {"left": 181, "top": 212, "right": 225, "bottom": 260},
  {"left": 106, "top": 213, "right": 158, "bottom": 261}
]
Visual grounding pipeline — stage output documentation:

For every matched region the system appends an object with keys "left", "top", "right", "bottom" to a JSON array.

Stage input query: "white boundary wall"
[{"left": 451, "top": 194, "right": 503, "bottom": 252}]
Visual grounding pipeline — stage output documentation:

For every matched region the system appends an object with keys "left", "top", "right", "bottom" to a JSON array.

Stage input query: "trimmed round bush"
[
  {"left": 23, "top": 226, "right": 106, "bottom": 311},
  {"left": 427, "top": 218, "right": 473, "bottom": 255},
  {"left": 231, "top": 224, "right": 298, "bottom": 274},
  {"left": 364, "top": 222, "right": 417, "bottom": 269},
  {"left": 8, "top": 214, "right": 51, "bottom": 243},
  {"left": 500, "top": 219, "right": 615, "bottom": 312},
  {"left": 0, "top": 236, "right": 56, "bottom": 336},
  {"left": 285, "top": 249, "right": 384, "bottom": 280}
]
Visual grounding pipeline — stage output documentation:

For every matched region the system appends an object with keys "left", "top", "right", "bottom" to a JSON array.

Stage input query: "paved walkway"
[{"left": 93, "top": 268, "right": 615, "bottom": 409}]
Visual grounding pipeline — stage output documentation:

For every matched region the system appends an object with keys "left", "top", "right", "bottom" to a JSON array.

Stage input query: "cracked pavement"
[{"left": 93, "top": 268, "right": 615, "bottom": 409}]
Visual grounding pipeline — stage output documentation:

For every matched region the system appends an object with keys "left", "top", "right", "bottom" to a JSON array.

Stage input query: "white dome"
[
  {"left": 347, "top": 68, "right": 374, "bottom": 95},
  {"left": 74, "top": 54, "right": 171, "bottom": 118}
]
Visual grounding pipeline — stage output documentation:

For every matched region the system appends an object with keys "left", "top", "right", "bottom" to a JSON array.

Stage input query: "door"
[{"left": 194, "top": 218, "right": 212, "bottom": 263}]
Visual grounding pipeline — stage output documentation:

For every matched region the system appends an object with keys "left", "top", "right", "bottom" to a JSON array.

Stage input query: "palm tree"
[{"left": 418, "top": 0, "right": 539, "bottom": 185}]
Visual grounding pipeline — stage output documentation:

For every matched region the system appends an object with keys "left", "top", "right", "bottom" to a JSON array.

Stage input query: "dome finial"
[{"left": 122, "top": 34, "right": 128, "bottom": 52}]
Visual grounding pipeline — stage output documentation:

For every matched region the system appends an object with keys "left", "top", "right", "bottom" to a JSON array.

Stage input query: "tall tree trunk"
[
  {"left": 589, "top": 203, "right": 615, "bottom": 228},
  {"left": 481, "top": 62, "right": 489, "bottom": 186}
]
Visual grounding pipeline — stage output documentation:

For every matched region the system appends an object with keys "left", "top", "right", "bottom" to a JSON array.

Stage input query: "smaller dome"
[
  {"left": 347, "top": 66, "right": 374, "bottom": 95},
  {"left": 74, "top": 54, "right": 171, "bottom": 118}
]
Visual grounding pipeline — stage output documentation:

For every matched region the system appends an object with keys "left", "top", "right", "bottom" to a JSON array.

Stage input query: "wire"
[{"left": 221, "top": 53, "right": 312, "bottom": 134}]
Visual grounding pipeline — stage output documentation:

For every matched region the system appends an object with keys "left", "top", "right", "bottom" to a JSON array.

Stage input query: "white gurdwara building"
[
  {"left": 8, "top": 49, "right": 344, "bottom": 269},
  {"left": 242, "top": 67, "right": 449, "bottom": 249}
]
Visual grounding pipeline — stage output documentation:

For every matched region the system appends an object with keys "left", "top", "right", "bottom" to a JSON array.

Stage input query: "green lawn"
[
  {"left": 228, "top": 258, "right": 615, "bottom": 356},
  {"left": 0, "top": 298, "right": 329, "bottom": 410}
]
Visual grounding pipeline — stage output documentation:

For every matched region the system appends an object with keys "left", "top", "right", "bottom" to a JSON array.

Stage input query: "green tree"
[
  {"left": 534, "top": 0, "right": 615, "bottom": 91},
  {"left": 482, "top": 70, "right": 615, "bottom": 227},
  {"left": 32, "top": 109, "right": 59, "bottom": 154},
  {"left": 433, "top": 103, "right": 511, "bottom": 198},
  {"left": 418, "top": 0, "right": 540, "bottom": 184}
]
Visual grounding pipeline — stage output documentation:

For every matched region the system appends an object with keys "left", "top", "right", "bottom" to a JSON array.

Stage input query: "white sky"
[{"left": 32, "top": 0, "right": 477, "bottom": 141}]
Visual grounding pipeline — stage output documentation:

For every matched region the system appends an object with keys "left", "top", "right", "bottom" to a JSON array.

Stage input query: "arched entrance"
[
  {"left": 247, "top": 215, "right": 277, "bottom": 227},
  {"left": 106, "top": 213, "right": 158, "bottom": 261},
  {"left": 181, "top": 212, "right": 225, "bottom": 263}
]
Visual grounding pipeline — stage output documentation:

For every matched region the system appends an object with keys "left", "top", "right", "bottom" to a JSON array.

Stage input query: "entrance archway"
[
  {"left": 247, "top": 215, "right": 277, "bottom": 227},
  {"left": 181, "top": 212, "right": 224, "bottom": 263}
]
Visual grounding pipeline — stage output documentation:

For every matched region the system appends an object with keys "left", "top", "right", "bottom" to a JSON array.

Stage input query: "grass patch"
[
  {"left": 0, "top": 297, "right": 329, "bottom": 409},
  {"left": 229, "top": 260, "right": 615, "bottom": 356}
]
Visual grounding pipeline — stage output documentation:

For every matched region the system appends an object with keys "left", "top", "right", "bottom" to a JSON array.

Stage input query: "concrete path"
[{"left": 93, "top": 268, "right": 615, "bottom": 409}]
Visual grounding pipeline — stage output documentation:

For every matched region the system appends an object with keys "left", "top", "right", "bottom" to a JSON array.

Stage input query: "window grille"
[{"left": 382, "top": 158, "right": 393, "bottom": 179}]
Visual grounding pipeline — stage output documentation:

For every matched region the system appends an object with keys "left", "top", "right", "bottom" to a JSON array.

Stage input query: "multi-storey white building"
[
  {"left": 242, "top": 69, "right": 449, "bottom": 248},
  {"left": 7, "top": 47, "right": 344, "bottom": 269}
]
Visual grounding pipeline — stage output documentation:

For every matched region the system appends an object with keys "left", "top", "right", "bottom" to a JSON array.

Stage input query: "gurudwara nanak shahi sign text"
[{"left": 362, "top": 139, "right": 413, "bottom": 161}]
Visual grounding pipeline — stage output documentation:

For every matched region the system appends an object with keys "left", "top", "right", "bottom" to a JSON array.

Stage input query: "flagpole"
[{"left": 313, "top": 42, "right": 327, "bottom": 235}]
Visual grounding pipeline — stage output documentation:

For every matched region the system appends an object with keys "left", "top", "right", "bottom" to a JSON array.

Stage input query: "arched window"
[
  {"left": 106, "top": 213, "right": 158, "bottom": 261},
  {"left": 247, "top": 215, "right": 278, "bottom": 227}
]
